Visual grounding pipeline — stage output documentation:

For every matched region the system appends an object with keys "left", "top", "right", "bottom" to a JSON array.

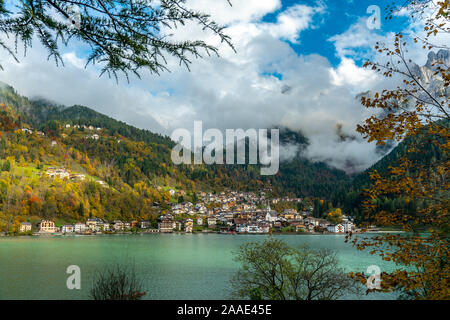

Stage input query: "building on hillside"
[
  {"left": 184, "top": 219, "right": 193, "bottom": 233},
  {"left": 140, "top": 221, "right": 150, "bottom": 229},
  {"left": 46, "top": 167, "right": 70, "bottom": 179},
  {"left": 343, "top": 221, "right": 355, "bottom": 233},
  {"left": 295, "top": 223, "right": 306, "bottom": 233},
  {"left": 102, "top": 222, "right": 110, "bottom": 232},
  {"left": 159, "top": 215, "right": 174, "bottom": 233},
  {"left": 74, "top": 222, "right": 88, "bottom": 233},
  {"left": 97, "top": 180, "right": 109, "bottom": 188},
  {"left": 61, "top": 225, "right": 74, "bottom": 233},
  {"left": 86, "top": 218, "right": 104, "bottom": 231},
  {"left": 319, "top": 219, "right": 331, "bottom": 229},
  {"left": 327, "top": 224, "right": 345, "bottom": 233},
  {"left": 247, "top": 224, "right": 264, "bottom": 233},
  {"left": 38, "top": 220, "right": 56, "bottom": 233},
  {"left": 304, "top": 217, "right": 319, "bottom": 226},
  {"left": 70, "top": 174, "right": 86, "bottom": 182},
  {"left": 196, "top": 218, "right": 203, "bottom": 226},
  {"left": 20, "top": 222, "right": 32, "bottom": 233},
  {"left": 306, "top": 224, "right": 315, "bottom": 232},
  {"left": 283, "top": 209, "right": 297, "bottom": 220},
  {"left": 113, "top": 220, "right": 124, "bottom": 231},
  {"left": 265, "top": 211, "right": 278, "bottom": 223},
  {"left": 207, "top": 217, "right": 217, "bottom": 228},
  {"left": 235, "top": 223, "right": 247, "bottom": 233},
  {"left": 258, "top": 223, "right": 270, "bottom": 233}
]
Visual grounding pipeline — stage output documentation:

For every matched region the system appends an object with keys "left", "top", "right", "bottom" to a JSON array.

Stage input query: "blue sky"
[
  {"left": 0, "top": 0, "right": 439, "bottom": 173},
  {"left": 262, "top": 0, "right": 410, "bottom": 66}
]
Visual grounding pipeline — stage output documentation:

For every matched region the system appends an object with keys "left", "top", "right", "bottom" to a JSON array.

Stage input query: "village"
[
  {"left": 13, "top": 123, "right": 365, "bottom": 237},
  {"left": 17, "top": 190, "right": 363, "bottom": 236}
]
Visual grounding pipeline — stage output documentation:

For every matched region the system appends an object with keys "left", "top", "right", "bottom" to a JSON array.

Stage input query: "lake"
[{"left": 0, "top": 233, "right": 398, "bottom": 300}]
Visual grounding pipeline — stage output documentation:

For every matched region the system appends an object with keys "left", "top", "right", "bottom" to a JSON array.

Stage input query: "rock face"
[
  {"left": 425, "top": 49, "right": 450, "bottom": 69},
  {"left": 359, "top": 49, "right": 449, "bottom": 102},
  {"left": 409, "top": 49, "right": 449, "bottom": 101}
]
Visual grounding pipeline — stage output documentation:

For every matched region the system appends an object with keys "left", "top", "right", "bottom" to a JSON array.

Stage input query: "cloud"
[
  {"left": 0, "top": 1, "right": 424, "bottom": 174},
  {"left": 185, "top": 0, "right": 281, "bottom": 25},
  {"left": 62, "top": 53, "right": 85, "bottom": 69},
  {"left": 258, "top": 3, "right": 325, "bottom": 43},
  {"left": 329, "top": 57, "right": 379, "bottom": 93},
  {"left": 328, "top": 17, "right": 390, "bottom": 60}
]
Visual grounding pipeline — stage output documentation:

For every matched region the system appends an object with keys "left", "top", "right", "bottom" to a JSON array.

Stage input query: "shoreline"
[{"left": 0, "top": 230, "right": 405, "bottom": 238}]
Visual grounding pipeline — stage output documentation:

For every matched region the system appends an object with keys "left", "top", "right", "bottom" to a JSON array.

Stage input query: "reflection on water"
[{"left": 0, "top": 234, "right": 398, "bottom": 300}]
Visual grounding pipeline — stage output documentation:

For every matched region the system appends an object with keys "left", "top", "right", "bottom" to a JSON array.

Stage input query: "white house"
[
  {"left": 247, "top": 224, "right": 263, "bottom": 233},
  {"left": 236, "top": 224, "right": 247, "bottom": 233},
  {"left": 74, "top": 222, "right": 88, "bottom": 233},
  {"left": 97, "top": 180, "right": 109, "bottom": 188},
  {"left": 265, "top": 211, "right": 278, "bottom": 223},
  {"left": 113, "top": 220, "right": 124, "bottom": 231},
  {"left": 304, "top": 217, "right": 319, "bottom": 226},
  {"left": 61, "top": 225, "right": 74, "bottom": 233},
  {"left": 343, "top": 221, "right": 355, "bottom": 233},
  {"left": 207, "top": 217, "right": 217, "bottom": 227},
  {"left": 86, "top": 218, "right": 104, "bottom": 231},
  {"left": 327, "top": 224, "right": 345, "bottom": 233}
]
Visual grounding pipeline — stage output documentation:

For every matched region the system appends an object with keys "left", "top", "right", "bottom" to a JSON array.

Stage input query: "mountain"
[
  {"left": 411, "top": 49, "right": 450, "bottom": 98},
  {"left": 0, "top": 83, "right": 352, "bottom": 199}
]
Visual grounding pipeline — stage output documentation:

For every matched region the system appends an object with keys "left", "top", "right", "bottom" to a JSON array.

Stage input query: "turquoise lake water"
[{"left": 0, "top": 233, "right": 398, "bottom": 300}]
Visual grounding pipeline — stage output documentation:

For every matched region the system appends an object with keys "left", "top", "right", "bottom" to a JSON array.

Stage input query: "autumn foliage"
[{"left": 350, "top": 1, "right": 449, "bottom": 299}]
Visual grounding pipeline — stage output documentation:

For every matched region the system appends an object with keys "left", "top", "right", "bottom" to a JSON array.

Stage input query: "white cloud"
[
  {"left": 185, "top": 0, "right": 281, "bottom": 24},
  {"left": 0, "top": 1, "right": 422, "bottom": 174},
  {"left": 62, "top": 53, "right": 85, "bottom": 69},
  {"left": 259, "top": 3, "right": 325, "bottom": 43},
  {"left": 328, "top": 17, "right": 390, "bottom": 60},
  {"left": 330, "top": 57, "right": 379, "bottom": 92}
]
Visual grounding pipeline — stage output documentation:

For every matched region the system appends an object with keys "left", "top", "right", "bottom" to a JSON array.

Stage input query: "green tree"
[
  {"left": 0, "top": 0, "right": 234, "bottom": 79},
  {"left": 1, "top": 160, "right": 10, "bottom": 172}
]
